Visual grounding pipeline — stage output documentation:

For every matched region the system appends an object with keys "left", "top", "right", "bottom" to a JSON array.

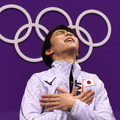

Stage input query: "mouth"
[{"left": 64, "top": 38, "right": 75, "bottom": 42}]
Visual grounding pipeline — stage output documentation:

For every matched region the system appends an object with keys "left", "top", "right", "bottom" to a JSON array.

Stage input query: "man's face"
[{"left": 49, "top": 29, "right": 79, "bottom": 57}]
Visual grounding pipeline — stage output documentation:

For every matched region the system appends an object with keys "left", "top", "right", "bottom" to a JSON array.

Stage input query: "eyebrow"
[
  {"left": 54, "top": 29, "right": 75, "bottom": 36},
  {"left": 54, "top": 30, "right": 65, "bottom": 34}
]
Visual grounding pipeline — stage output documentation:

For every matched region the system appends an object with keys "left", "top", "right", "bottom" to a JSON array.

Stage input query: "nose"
[{"left": 66, "top": 31, "right": 72, "bottom": 36}]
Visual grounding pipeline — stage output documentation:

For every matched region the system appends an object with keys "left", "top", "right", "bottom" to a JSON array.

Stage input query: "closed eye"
[{"left": 55, "top": 30, "right": 65, "bottom": 35}]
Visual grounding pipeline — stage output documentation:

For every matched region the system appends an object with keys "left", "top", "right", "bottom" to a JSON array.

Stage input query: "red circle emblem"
[{"left": 87, "top": 80, "right": 91, "bottom": 84}]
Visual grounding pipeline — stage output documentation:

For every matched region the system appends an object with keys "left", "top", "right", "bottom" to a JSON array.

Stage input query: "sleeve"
[
  {"left": 20, "top": 74, "right": 68, "bottom": 120},
  {"left": 68, "top": 75, "right": 116, "bottom": 120}
]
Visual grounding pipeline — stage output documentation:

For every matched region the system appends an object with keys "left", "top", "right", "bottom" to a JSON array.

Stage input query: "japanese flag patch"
[{"left": 83, "top": 78, "right": 95, "bottom": 87}]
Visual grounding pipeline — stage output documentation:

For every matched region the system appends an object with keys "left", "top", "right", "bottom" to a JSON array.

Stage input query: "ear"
[{"left": 45, "top": 49, "right": 54, "bottom": 56}]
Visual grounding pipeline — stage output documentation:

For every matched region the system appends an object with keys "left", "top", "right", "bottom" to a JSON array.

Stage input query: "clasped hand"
[{"left": 39, "top": 87, "right": 94, "bottom": 112}]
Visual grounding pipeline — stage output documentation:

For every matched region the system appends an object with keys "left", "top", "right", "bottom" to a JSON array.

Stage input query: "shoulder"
[
  {"left": 27, "top": 67, "right": 56, "bottom": 86},
  {"left": 34, "top": 67, "right": 56, "bottom": 81},
  {"left": 81, "top": 71, "right": 96, "bottom": 78}
]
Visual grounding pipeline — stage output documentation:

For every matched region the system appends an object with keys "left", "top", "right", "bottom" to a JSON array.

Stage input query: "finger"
[
  {"left": 87, "top": 101, "right": 92, "bottom": 105},
  {"left": 81, "top": 91, "right": 95, "bottom": 101},
  {"left": 45, "top": 106, "right": 60, "bottom": 111},
  {"left": 41, "top": 94, "right": 59, "bottom": 98},
  {"left": 84, "top": 94, "right": 94, "bottom": 103},
  {"left": 40, "top": 98, "right": 59, "bottom": 102},
  {"left": 56, "top": 87, "right": 69, "bottom": 94},
  {"left": 79, "top": 89, "right": 92, "bottom": 98},
  {"left": 40, "top": 102, "right": 59, "bottom": 107},
  {"left": 71, "top": 87, "right": 78, "bottom": 96}
]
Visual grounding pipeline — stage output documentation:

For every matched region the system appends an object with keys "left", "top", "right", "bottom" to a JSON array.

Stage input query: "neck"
[{"left": 52, "top": 53, "right": 77, "bottom": 64}]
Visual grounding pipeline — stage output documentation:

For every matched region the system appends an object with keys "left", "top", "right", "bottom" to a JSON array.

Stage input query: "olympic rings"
[
  {"left": 0, "top": 4, "right": 32, "bottom": 44},
  {"left": 76, "top": 9, "right": 111, "bottom": 47},
  {"left": 0, "top": 4, "right": 112, "bottom": 63},
  {"left": 14, "top": 23, "right": 48, "bottom": 62},
  {"left": 35, "top": 7, "right": 73, "bottom": 41}
]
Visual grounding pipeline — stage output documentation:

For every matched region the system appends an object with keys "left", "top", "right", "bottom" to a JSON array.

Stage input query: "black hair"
[{"left": 41, "top": 25, "right": 75, "bottom": 68}]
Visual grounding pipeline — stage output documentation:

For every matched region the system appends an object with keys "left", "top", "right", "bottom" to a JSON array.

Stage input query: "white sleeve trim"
[{"left": 68, "top": 99, "right": 78, "bottom": 115}]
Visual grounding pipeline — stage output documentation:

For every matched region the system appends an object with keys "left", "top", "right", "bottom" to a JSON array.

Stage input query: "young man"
[{"left": 20, "top": 25, "right": 116, "bottom": 120}]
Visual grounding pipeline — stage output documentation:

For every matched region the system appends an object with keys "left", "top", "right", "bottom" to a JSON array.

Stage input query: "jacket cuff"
[{"left": 68, "top": 99, "right": 78, "bottom": 115}]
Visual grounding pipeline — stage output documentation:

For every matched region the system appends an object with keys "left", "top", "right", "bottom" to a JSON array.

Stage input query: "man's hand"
[
  {"left": 70, "top": 87, "right": 95, "bottom": 105},
  {"left": 40, "top": 88, "right": 75, "bottom": 112},
  {"left": 75, "top": 89, "right": 95, "bottom": 105},
  {"left": 39, "top": 87, "right": 95, "bottom": 112}
]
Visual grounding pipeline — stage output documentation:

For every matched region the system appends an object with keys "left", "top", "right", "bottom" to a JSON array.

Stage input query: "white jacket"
[{"left": 20, "top": 61, "right": 116, "bottom": 120}]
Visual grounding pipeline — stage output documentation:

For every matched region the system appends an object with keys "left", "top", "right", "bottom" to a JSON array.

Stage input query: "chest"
[
  {"left": 43, "top": 74, "right": 96, "bottom": 109},
  {"left": 43, "top": 74, "right": 96, "bottom": 95}
]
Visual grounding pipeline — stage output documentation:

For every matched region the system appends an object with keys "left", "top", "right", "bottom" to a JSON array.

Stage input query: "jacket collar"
[{"left": 51, "top": 61, "right": 81, "bottom": 79}]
